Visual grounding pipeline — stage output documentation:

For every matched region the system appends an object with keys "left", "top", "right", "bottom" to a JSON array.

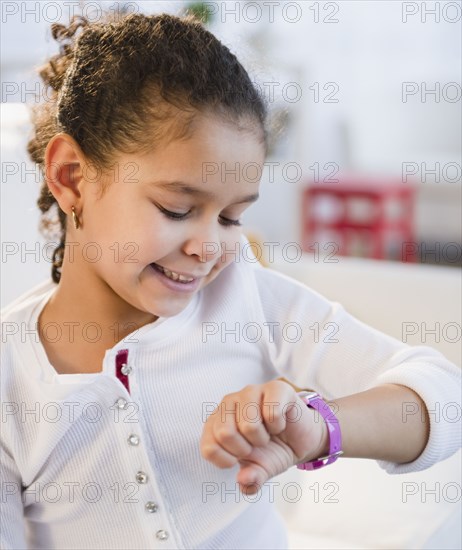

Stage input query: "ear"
[{"left": 44, "top": 133, "right": 86, "bottom": 214}]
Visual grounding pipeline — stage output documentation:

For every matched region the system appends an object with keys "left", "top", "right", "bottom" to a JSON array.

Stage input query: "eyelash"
[{"left": 159, "top": 207, "right": 242, "bottom": 227}]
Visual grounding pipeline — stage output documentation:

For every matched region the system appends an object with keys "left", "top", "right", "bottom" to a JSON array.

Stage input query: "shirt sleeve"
[
  {"left": 0, "top": 441, "right": 27, "bottom": 549},
  {"left": 252, "top": 266, "right": 462, "bottom": 475}
]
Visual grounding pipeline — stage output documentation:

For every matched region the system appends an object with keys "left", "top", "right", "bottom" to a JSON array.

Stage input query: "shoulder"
[
  {"left": 1, "top": 278, "right": 56, "bottom": 324},
  {"left": 207, "top": 233, "right": 338, "bottom": 320},
  {"left": 1, "top": 279, "right": 57, "bottom": 382}
]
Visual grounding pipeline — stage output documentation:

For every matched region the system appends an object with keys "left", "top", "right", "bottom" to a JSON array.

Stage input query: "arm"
[
  {"left": 260, "top": 272, "right": 461, "bottom": 474},
  {"left": 200, "top": 376, "right": 445, "bottom": 493},
  {"left": 296, "top": 382, "right": 430, "bottom": 464},
  {"left": 201, "top": 266, "right": 460, "bottom": 489}
]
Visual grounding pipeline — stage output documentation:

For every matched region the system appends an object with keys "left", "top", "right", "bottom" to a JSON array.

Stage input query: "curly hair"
[{"left": 27, "top": 11, "right": 269, "bottom": 283}]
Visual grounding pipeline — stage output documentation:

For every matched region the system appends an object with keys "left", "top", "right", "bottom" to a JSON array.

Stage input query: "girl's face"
[{"left": 76, "top": 114, "right": 265, "bottom": 319}]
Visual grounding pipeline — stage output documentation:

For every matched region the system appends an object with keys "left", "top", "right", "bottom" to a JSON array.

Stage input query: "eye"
[
  {"left": 219, "top": 216, "right": 243, "bottom": 227},
  {"left": 157, "top": 205, "right": 242, "bottom": 228},
  {"left": 152, "top": 202, "right": 190, "bottom": 220},
  {"left": 161, "top": 208, "right": 191, "bottom": 220}
]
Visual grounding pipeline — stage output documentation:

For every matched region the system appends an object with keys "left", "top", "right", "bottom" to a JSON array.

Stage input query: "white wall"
[{"left": 210, "top": 1, "right": 462, "bottom": 246}]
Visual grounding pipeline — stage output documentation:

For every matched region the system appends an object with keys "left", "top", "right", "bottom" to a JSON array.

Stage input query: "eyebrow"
[{"left": 151, "top": 180, "right": 260, "bottom": 205}]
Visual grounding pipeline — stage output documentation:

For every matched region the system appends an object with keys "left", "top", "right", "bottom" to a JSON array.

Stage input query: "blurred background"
[{"left": 1, "top": 0, "right": 461, "bottom": 305}]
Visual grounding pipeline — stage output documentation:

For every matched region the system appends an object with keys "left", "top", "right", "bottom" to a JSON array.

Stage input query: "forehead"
[
  {"left": 135, "top": 114, "right": 265, "bottom": 199},
  {"left": 148, "top": 179, "right": 260, "bottom": 205},
  {"left": 176, "top": 112, "right": 266, "bottom": 165}
]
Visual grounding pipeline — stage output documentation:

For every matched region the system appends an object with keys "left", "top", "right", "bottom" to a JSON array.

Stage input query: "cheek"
[
  {"left": 204, "top": 243, "right": 240, "bottom": 286},
  {"left": 219, "top": 232, "right": 246, "bottom": 264},
  {"left": 199, "top": 237, "right": 240, "bottom": 281},
  {"left": 117, "top": 215, "right": 179, "bottom": 262}
]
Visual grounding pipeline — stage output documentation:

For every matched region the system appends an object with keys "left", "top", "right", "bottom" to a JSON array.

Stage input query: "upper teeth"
[{"left": 160, "top": 266, "right": 194, "bottom": 283}]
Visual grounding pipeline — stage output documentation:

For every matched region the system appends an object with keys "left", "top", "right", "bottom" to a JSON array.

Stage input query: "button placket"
[
  {"left": 114, "top": 351, "right": 168, "bottom": 540},
  {"left": 115, "top": 349, "right": 131, "bottom": 393},
  {"left": 135, "top": 470, "right": 148, "bottom": 484},
  {"left": 128, "top": 433, "right": 140, "bottom": 446},
  {"left": 156, "top": 530, "right": 169, "bottom": 541},
  {"left": 145, "top": 501, "right": 158, "bottom": 513},
  {"left": 115, "top": 397, "right": 128, "bottom": 410},
  {"left": 121, "top": 363, "right": 132, "bottom": 376}
]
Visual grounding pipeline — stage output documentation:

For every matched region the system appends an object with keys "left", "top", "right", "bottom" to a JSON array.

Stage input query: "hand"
[{"left": 200, "top": 380, "right": 328, "bottom": 494}]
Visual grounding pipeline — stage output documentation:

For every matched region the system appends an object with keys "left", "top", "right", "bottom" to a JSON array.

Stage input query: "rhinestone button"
[
  {"left": 121, "top": 363, "right": 132, "bottom": 375},
  {"left": 145, "top": 501, "right": 158, "bottom": 513},
  {"left": 115, "top": 398, "right": 128, "bottom": 410},
  {"left": 128, "top": 434, "right": 140, "bottom": 446},
  {"left": 156, "top": 530, "right": 169, "bottom": 541},
  {"left": 135, "top": 471, "right": 148, "bottom": 484}
]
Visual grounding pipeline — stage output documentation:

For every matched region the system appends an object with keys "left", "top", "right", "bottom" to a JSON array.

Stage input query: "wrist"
[
  {"left": 298, "top": 403, "right": 330, "bottom": 463},
  {"left": 296, "top": 391, "right": 343, "bottom": 470},
  {"left": 317, "top": 413, "right": 331, "bottom": 457}
]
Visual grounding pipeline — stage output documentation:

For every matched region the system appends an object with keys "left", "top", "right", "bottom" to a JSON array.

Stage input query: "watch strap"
[{"left": 296, "top": 391, "right": 343, "bottom": 470}]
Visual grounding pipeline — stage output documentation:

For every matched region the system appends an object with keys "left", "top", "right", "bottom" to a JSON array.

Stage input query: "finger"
[
  {"left": 237, "top": 461, "right": 267, "bottom": 494},
  {"left": 261, "top": 380, "right": 298, "bottom": 435},
  {"left": 200, "top": 438, "right": 240, "bottom": 468},
  {"left": 200, "top": 405, "right": 237, "bottom": 467},
  {"left": 200, "top": 416, "right": 241, "bottom": 468},
  {"left": 235, "top": 385, "right": 271, "bottom": 447},
  {"left": 211, "top": 399, "right": 253, "bottom": 460}
]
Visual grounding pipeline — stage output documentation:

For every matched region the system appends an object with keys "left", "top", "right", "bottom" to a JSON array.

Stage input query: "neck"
[{"left": 43, "top": 259, "right": 158, "bottom": 350}]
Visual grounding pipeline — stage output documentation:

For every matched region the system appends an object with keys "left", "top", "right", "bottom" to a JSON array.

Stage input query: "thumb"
[{"left": 236, "top": 460, "right": 267, "bottom": 492}]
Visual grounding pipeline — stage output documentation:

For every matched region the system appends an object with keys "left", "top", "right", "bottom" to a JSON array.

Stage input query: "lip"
[
  {"left": 150, "top": 263, "right": 203, "bottom": 293},
  {"left": 152, "top": 263, "right": 209, "bottom": 279}
]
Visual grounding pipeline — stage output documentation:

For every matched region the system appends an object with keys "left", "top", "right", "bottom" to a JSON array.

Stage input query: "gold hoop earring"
[{"left": 71, "top": 206, "right": 80, "bottom": 230}]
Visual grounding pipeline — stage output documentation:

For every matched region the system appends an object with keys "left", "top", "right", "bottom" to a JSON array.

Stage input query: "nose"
[{"left": 182, "top": 219, "right": 223, "bottom": 264}]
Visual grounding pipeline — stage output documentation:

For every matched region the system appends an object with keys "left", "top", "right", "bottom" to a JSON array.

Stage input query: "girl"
[{"left": 1, "top": 11, "right": 460, "bottom": 550}]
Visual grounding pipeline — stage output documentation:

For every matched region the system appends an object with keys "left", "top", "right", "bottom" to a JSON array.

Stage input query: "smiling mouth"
[{"left": 151, "top": 263, "right": 198, "bottom": 283}]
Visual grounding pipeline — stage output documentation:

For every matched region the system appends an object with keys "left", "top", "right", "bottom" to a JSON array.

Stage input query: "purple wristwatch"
[{"left": 296, "top": 391, "right": 343, "bottom": 470}]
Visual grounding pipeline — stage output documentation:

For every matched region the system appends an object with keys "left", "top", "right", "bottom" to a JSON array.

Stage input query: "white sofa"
[{"left": 267, "top": 252, "right": 461, "bottom": 550}]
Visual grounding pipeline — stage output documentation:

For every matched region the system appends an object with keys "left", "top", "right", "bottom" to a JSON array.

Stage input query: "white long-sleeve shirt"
[{"left": 1, "top": 234, "right": 461, "bottom": 549}]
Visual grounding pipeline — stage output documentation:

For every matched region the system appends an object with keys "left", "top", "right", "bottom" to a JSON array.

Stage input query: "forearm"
[{"left": 316, "top": 383, "right": 430, "bottom": 463}]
